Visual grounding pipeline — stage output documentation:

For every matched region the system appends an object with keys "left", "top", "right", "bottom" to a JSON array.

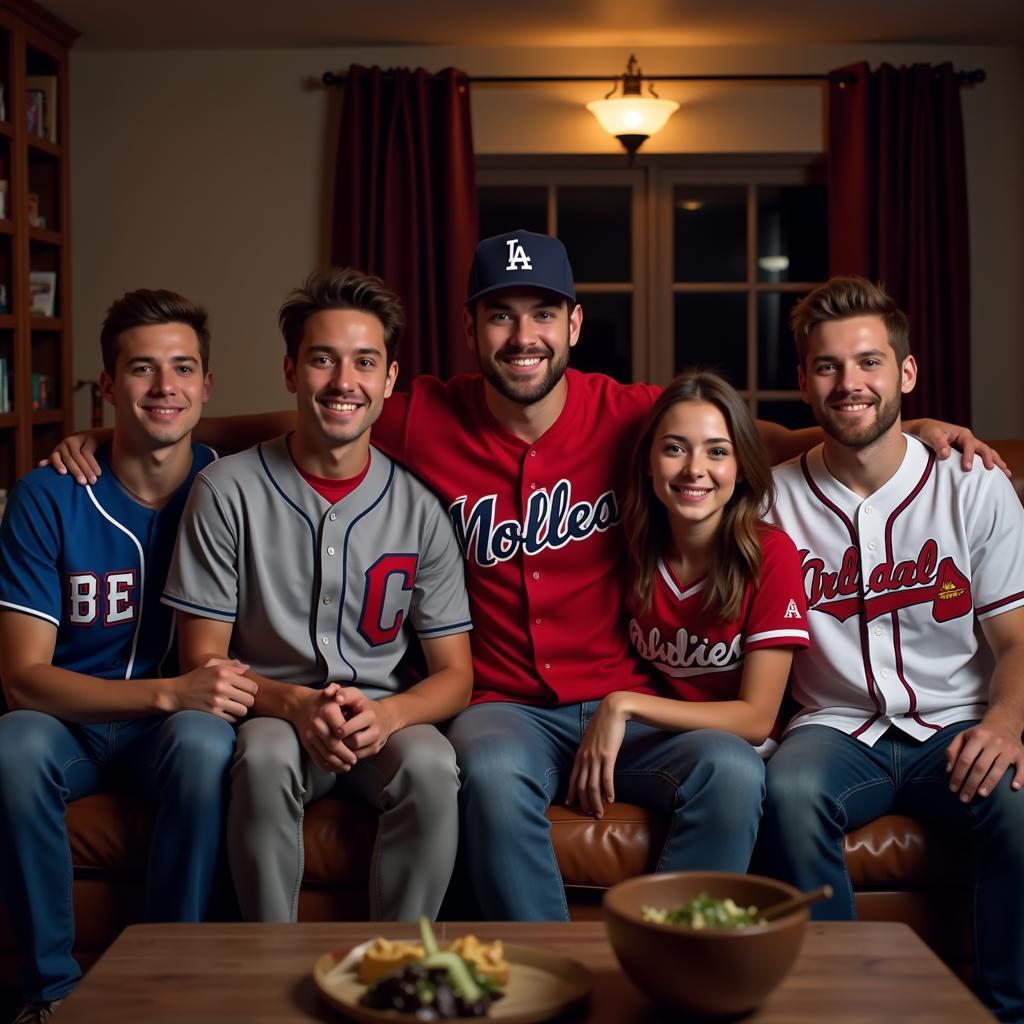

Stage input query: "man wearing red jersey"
[{"left": 372, "top": 232, "right": 774, "bottom": 917}]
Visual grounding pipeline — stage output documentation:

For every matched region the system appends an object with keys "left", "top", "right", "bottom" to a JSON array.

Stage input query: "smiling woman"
[{"left": 563, "top": 367, "right": 809, "bottom": 882}]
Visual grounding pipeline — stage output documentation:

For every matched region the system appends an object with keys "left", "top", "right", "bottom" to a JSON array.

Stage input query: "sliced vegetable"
[
  {"left": 422, "top": 951, "right": 484, "bottom": 1003},
  {"left": 419, "top": 915, "right": 440, "bottom": 957}
]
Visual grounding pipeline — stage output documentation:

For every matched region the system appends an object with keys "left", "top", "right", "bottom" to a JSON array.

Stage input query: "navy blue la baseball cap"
[{"left": 466, "top": 229, "right": 576, "bottom": 307}]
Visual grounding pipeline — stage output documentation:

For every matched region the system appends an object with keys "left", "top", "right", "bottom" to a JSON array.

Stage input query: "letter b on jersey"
[
  {"left": 357, "top": 555, "right": 418, "bottom": 647},
  {"left": 67, "top": 570, "right": 137, "bottom": 626}
]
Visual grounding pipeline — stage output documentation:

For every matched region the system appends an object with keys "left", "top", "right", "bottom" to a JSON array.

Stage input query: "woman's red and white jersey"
[{"left": 629, "top": 526, "right": 810, "bottom": 712}]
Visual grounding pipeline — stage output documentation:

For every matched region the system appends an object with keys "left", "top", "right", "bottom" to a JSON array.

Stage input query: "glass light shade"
[{"left": 586, "top": 95, "right": 679, "bottom": 138}]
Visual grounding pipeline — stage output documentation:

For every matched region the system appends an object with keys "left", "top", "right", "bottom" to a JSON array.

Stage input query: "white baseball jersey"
[
  {"left": 162, "top": 436, "right": 471, "bottom": 698},
  {"left": 769, "top": 435, "right": 1024, "bottom": 745}
]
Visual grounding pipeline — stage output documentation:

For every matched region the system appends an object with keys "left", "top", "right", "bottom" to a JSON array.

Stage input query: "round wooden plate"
[{"left": 313, "top": 938, "right": 592, "bottom": 1023}]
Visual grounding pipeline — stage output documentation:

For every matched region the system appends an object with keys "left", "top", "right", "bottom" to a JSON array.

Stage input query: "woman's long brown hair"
[{"left": 622, "top": 370, "right": 776, "bottom": 622}]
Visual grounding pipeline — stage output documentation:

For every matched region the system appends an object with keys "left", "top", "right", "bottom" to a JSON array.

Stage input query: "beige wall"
[{"left": 69, "top": 44, "right": 1024, "bottom": 433}]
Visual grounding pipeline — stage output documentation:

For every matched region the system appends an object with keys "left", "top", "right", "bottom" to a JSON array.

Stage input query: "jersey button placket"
[{"left": 523, "top": 445, "right": 554, "bottom": 686}]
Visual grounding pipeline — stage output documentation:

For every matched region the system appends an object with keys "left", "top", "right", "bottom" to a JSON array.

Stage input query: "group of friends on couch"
[{"left": 1, "top": 229, "right": 1022, "bottom": 1024}]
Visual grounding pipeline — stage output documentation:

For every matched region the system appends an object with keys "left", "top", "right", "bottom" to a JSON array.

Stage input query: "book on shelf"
[
  {"left": 26, "top": 75, "right": 58, "bottom": 143},
  {"left": 32, "top": 372, "right": 54, "bottom": 410},
  {"left": 29, "top": 271, "right": 56, "bottom": 317},
  {"left": 27, "top": 192, "right": 45, "bottom": 229},
  {"left": 0, "top": 356, "right": 9, "bottom": 412}
]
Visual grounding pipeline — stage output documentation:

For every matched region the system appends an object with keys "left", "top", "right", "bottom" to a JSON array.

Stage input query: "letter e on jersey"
[{"left": 67, "top": 570, "right": 137, "bottom": 626}]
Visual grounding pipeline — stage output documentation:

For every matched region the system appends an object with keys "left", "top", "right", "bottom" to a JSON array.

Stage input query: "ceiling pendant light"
[{"left": 586, "top": 54, "right": 680, "bottom": 157}]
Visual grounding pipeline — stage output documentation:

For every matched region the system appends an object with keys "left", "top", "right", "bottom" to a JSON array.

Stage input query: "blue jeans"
[
  {"left": 447, "top": 700, "right": 765, "bottom": 920},
  {"left": 761, "top": 722, "right": 1024, "bottom": 1024},
  {"left": 0, "top": 709, "right": 235, "bottom": 1002}
]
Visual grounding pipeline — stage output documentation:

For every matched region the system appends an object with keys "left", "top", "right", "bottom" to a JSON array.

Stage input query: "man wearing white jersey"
[{"left": 762, "top": 276, "right": 1024, "bottom": 1024}]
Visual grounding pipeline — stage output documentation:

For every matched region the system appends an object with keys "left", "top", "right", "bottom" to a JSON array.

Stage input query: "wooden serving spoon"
[{"left": 760, "top": 884, "right": 834, "bottom": 922}]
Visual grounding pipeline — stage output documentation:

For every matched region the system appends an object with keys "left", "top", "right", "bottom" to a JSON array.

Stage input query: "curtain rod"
[{"left": 322, "top": 69, "right": 986, "bottom": 87}]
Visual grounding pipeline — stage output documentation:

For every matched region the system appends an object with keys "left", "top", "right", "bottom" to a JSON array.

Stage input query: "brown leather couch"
[{"left": 3, "top": 439, "right": 1021, "bottom": 989}]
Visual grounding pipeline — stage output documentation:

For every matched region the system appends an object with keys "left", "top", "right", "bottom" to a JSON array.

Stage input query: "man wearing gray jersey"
[{"left": 162, "top": 269, "right": 473, "bottom": 922}]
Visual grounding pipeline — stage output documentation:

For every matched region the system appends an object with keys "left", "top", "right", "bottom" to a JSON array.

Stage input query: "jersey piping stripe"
[
  {"left": 158, "top": 614, "right": 177, "bottom": 676},
  {"left": 885, "top": 450, "right": 935, "bottom": 718},
  {"left": 911, "top": 712, "right": 943, "bottom": 733},
  {"left": 257, "top": 444, "right": 318, "bottom": 552},
  {"left": 800, "top": 453, "right": 881, "bottom": 717},
  {"left": 0, "top": 599, "right": 60, "bottom": 628},
  {"left": 799, "top": 453, "right": 857, "bottom": 544},
  {"left": 850, "top": 712, "right": 881, "bottom": 739},
  {"left": 977, "top": 590, "right": 1024, "bottom": 616},
  {"left": 257, "top": 444, "right": 322, "bottom": 672},
  {"left": 747, "top": 628, "right": 810, "bottom": 644},
  {"left": 418, "top": 620, "right": 473, "bottom": 636},
  {"left": 162, "top": 594, "right": 236, "bottom": 621},
  {"left": 656, "top": 558, "right": 705, "bottom": 602},
  {"left": 337, "top": 458, "right": 397, "bottom": 682},
  {"left": 85, "top": 486, "right": 146, "bottom": 680}
]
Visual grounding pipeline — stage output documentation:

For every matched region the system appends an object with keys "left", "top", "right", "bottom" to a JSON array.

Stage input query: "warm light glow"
[
  {"left": 587, "top": 96, "right": 679, "bottom": 140},
  {"left": 758, "top": 255, "right": 790, "bottom": 273},
  {"left": 678, "top": 200, "right": 704, "bottom": 212}
]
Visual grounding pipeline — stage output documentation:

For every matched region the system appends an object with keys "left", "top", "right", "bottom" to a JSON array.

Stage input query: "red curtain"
[
  {"left": 330, "top": 66, "right": 478, "bottom": 382},
  {"left": 828, "top": 62, "right": 970, "bottom": 422}
]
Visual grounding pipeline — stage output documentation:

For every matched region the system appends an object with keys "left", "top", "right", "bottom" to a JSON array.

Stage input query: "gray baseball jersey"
[
  {"left": 162, "top": 435, "right": 471, "bottom": 698},
  {"left": 769, "top": 435, "right": 1024, "bottom": 745}
]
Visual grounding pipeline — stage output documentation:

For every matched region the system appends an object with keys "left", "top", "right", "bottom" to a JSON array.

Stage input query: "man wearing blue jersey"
[{"left": 0, "top": 290, "right": 257, "bottom": 1024}]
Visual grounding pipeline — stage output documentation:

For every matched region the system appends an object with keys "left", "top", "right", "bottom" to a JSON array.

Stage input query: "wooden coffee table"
[{"left": 54, "top": 920, "right": 993, "bottom": 1022}]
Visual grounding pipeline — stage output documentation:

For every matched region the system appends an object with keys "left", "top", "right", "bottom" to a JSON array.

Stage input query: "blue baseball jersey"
[{"left": 0, "top": 443, "right": 218, "bottom": 680}]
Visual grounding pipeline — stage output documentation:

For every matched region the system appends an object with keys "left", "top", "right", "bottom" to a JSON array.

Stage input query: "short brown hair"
[
  {"left": 100, "top": 289, "right": 210, "bottom": 375},
  {"left": 278, "top": 268, "right": 405, "bottom": 363},
  {"left": 791, "top": 276, "right": 910, "bottom": 368}
]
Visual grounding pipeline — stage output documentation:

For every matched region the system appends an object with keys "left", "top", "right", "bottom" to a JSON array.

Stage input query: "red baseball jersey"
[
  {"left": 629, "top": 527, "right": 809, "bottom": 749},
  {"left": 371, "top": 369, "right": 660, "bottom": 705}
]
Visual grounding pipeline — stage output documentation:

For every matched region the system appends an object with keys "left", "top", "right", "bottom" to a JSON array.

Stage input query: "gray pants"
[{"left": 228, "top": 717, "right": 459, "bottom": 922}]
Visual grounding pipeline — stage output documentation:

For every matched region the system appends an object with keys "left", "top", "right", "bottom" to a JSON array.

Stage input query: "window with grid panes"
[{"left": 478, "top": 157, "right": 827, "bottom": 428}]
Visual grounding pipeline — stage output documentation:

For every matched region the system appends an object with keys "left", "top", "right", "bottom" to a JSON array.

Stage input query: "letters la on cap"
[{"left": 466, "top": 229, "right": 577, "bottom": 307}]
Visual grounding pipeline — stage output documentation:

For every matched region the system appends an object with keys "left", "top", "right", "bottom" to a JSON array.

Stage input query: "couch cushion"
[
  {"left": 67, "top": 793, "right": 153, "bottom": 872},
  {"left": 842, "top": 814, "right": 960, "bottom": 886},
  {"left": 62, "top": 794, "right": 960, "bottom": 891},
  {"left": 547, "top": 803, "right": 961, "bottom": 889},
  {"left": 301, "top": 798, "right": 376, "bottom": 884},
  {"left": 62, "top": 793, "right": 378, "bottom": 887}
]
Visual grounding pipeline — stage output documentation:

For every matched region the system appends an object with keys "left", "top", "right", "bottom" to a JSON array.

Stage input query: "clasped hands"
[{"left": 295, "top": 683, "right": 396, "bottom": 774}]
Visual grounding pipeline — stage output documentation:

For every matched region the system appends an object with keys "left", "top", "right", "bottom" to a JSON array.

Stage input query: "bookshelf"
[{"left": 0, "top": 0, "right": 76, "bottom": 504}]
